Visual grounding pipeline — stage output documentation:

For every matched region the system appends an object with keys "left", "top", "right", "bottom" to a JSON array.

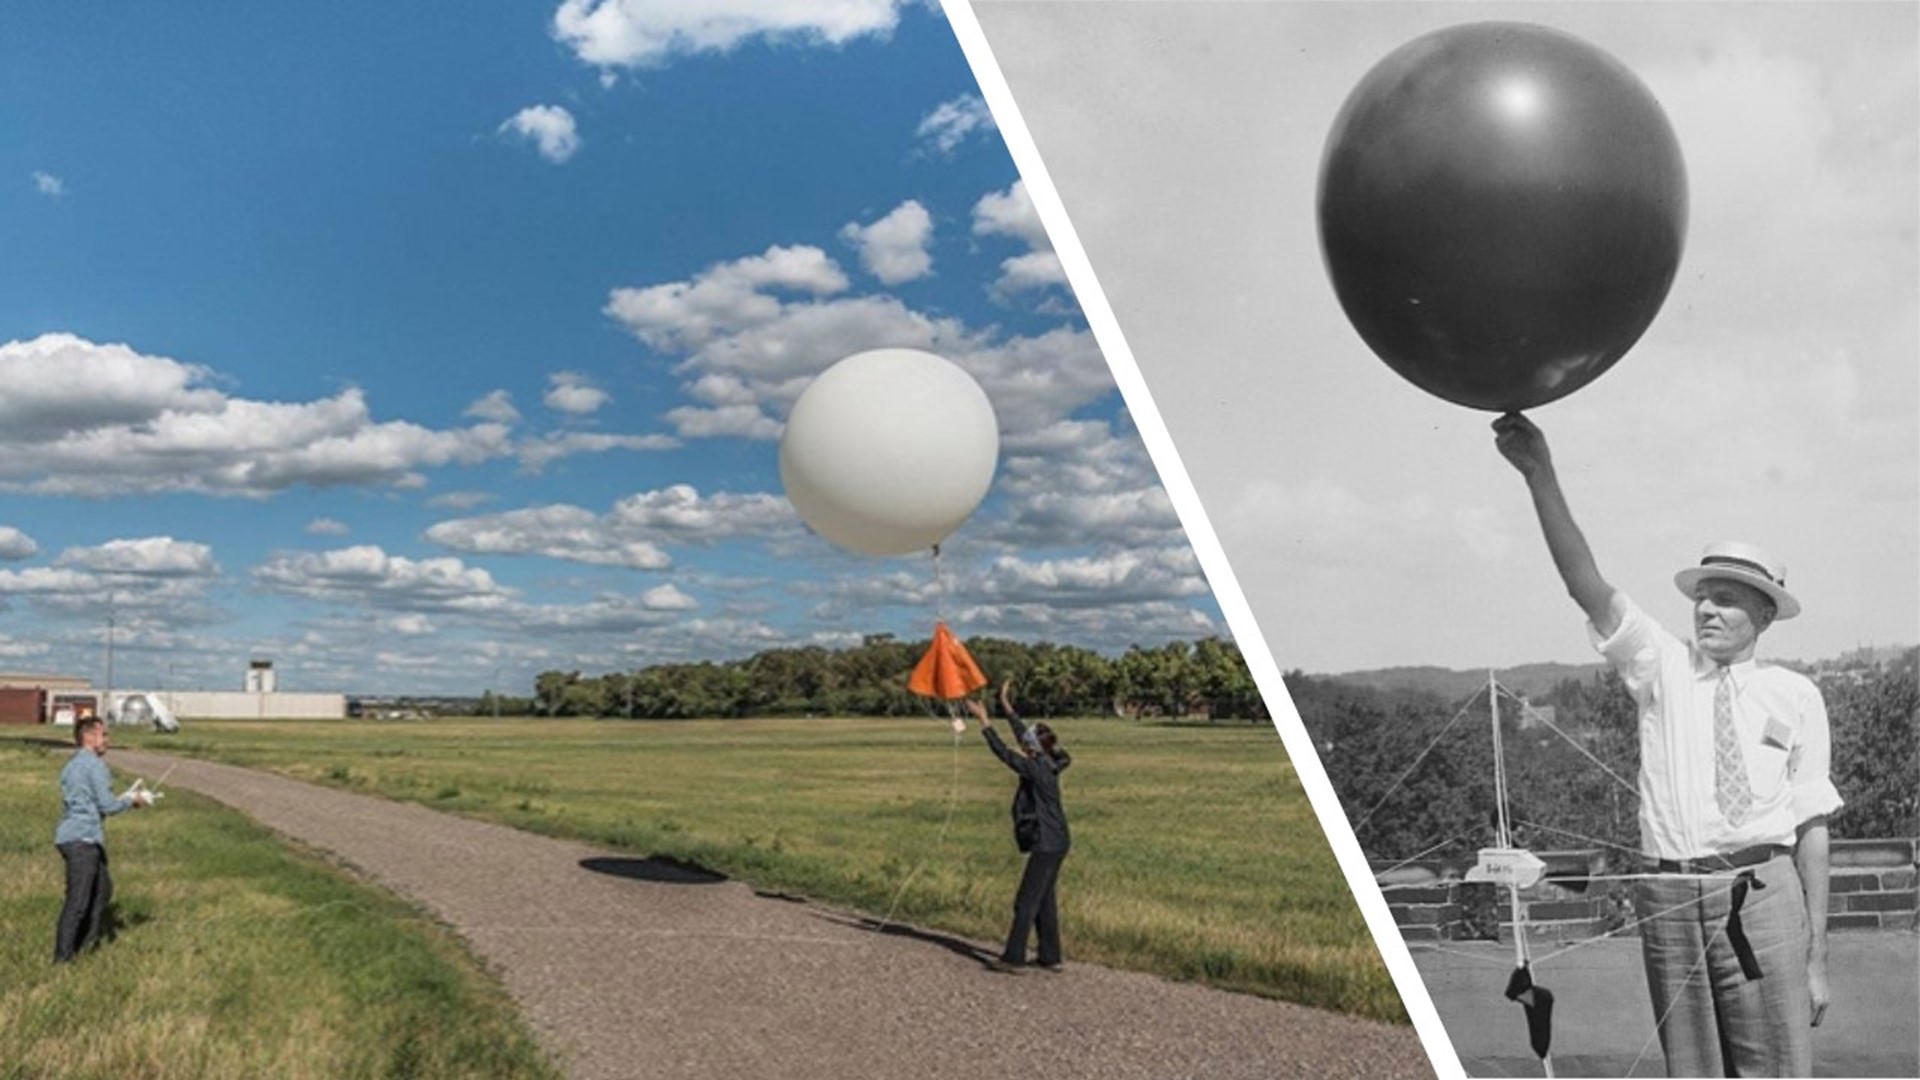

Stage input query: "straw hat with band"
[{"left": 1673, "top": 541, "right": 1800, "bottom": 621}]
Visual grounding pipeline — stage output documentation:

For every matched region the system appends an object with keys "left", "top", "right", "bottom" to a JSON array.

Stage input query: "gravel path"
[{"left": 116, "top": 749, "right": 1435, "bottom": 1080}]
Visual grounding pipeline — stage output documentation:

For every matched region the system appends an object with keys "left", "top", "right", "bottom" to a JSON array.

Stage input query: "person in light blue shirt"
[{"left": 54, "top": 716, "right": 150, "bottom": 962}]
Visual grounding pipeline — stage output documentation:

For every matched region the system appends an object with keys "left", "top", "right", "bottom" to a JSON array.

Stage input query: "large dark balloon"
[{"left": 1317, "top": 22, "right": 1687, "bottom": 412}]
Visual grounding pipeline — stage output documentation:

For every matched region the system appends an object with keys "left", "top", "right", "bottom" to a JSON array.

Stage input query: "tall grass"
[
  {"left": 0, "top": 739, "right": 560, "bottom": 1080},
  {"left": 103, "top": 715, "right": 1406, "bottom": 1024}
]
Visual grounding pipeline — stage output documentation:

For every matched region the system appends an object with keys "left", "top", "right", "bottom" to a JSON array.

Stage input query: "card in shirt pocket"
[{"left": 1761, "top": 716, "right": 1793, "bottom": 750}]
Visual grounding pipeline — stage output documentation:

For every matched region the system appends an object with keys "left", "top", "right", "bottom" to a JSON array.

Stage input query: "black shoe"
[
  {"left": 984, "top": 957, "right": 1028, "bottom": 974},
  {"left": 1036, "top": 961, "right": 1065, "bottom": 973}
]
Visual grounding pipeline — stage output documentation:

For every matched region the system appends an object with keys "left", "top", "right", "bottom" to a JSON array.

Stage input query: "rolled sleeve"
[
  {"left": 1588, "top": 591, "right": 1670, "bottom": 705},
  {"left": 1788, "top": 684, "right": 1844, "bottom": 823}
]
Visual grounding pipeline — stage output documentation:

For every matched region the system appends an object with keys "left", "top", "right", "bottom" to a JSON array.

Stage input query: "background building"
[{"left": 0, "top": 662, "right": 343, "bottom": 723}]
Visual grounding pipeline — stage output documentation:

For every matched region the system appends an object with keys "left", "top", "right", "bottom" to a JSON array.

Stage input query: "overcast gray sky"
[{"left": 975, "top": 1, "right": 1918, "bottom": 673}]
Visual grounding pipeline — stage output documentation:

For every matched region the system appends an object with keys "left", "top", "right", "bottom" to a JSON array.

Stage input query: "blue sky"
[{"left": 0, "top": 1, "right": 1221, "bottom": 695}]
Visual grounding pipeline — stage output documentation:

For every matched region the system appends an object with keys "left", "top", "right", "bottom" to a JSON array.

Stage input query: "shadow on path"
[
  {"left": 580, "top": 855, "right": 728, "bottom": 885},
  {"left": 806, "top": 908, "right": 995, "bottom": 967}
]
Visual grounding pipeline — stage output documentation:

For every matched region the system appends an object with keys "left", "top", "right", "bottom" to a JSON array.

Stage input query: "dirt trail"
[{"left": 115, "top": 749, "right": 1435, "bottom": 1080}]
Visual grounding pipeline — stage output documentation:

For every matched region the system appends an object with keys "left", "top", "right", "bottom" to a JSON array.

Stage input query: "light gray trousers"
[{"left": 1638, "top": 853, "right": 1812, "bottom": 1077}]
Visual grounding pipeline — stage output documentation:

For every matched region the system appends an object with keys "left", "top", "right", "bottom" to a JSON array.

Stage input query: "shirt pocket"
[{"left": 1745, "top": 715, "right": 1795, "bottom": 800}]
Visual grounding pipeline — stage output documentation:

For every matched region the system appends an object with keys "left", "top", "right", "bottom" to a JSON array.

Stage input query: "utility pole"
[{"left": 103, "top": 593, "right": 116, "bottom": 723}]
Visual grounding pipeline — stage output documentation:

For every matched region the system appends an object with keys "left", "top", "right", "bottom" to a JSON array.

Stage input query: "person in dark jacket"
[{"left": 966, "top": 681, "right": 1071, "bottom": 974}]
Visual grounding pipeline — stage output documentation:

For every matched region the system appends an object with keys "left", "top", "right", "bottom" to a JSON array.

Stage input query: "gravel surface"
[{"left": 116, "top": 749, "right": 1435, "bottom": 1080}]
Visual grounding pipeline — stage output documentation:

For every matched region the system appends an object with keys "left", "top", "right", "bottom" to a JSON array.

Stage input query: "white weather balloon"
[{"left": 779, "top": 348, "right": 999, "bottom": 557}]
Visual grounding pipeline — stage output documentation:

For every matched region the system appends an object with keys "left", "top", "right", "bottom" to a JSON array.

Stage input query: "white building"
[
  {"left": 154, "top": 689, "right": 344, "bottom": 720},
  {"left": 131, "top": 658, "right": 344, "bottom": 720},
  {"left": 244, "top": 658, "right": 277, "bottom": 694}
]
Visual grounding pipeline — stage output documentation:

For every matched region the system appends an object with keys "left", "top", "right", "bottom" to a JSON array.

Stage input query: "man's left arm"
[
  {"left": 1794, "top": 815, "right": 1831, "bottom": 1027},
  {"left": 1790, "top": 680, "right": 1843, "bottom": 1028}
]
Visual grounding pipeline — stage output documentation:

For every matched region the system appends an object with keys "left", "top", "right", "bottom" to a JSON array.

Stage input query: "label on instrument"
[{"left": 1465, "top": 847, "right": 1547, "bottom": 889}]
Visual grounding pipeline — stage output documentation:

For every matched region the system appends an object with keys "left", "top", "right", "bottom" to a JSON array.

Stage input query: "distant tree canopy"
[
  {"left": 523, "top": 635, "right": 1264, "bottom": 722},
  {"left": 1294, "top": 646, "right": 1920, "bottom": 863},
  {"left": 1825, "top": 649, "right": 1920, "bottom": 839}
]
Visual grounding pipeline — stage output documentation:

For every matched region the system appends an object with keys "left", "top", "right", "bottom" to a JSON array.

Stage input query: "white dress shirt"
[{"left": 1589, "top": 590, "right": 1843, "bottom": 861}]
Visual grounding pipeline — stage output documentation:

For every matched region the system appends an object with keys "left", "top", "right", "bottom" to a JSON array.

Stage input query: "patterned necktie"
[{"left": 1713, "top": 668, "right": 1752, "bottom": 826}]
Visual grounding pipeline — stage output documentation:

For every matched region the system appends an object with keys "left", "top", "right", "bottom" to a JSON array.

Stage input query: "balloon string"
[
  {"left": 873, "top": 718, "right": 963, "bottom": 935},
  {"left": 930, "top": 543, "right": 948, "bottom": 626}
]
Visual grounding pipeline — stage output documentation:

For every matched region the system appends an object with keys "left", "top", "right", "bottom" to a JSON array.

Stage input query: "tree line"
[
  {"left": 496, "top": 635, "right": 1265, "bottom": 722},
  {"left": 1292, "top": 647, "right": 1920, "bottom": 867}
]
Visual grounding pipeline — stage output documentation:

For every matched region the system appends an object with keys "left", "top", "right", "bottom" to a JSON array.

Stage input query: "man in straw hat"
[{"left": 1494, "top": 413, "right": 1839, "bottom": 1077}]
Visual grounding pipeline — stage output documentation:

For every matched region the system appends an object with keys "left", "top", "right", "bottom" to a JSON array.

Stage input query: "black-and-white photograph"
[{"left": 972, "top": 2, "right": 1919, "bottom": 1076}]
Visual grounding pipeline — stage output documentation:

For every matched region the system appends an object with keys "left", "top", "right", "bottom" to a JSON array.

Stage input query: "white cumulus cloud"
[
  {"left": 605, "top": 247, "right": 1106, "bottom": 443},
  {"left": 0, "top": 633, "right": 51, "bottom": 660},
  {"left": 424, "top": 504, "right": 673, "bottom": 570},
  {"left": 972, "top": 180, "right": 1065, "bottom": 297},
  {"left": 425, "top": 484, "right": 798, "bottom": 570},
  {"left": 0, "top": 334, "right": 514, "bottom": 496},
  {"left": 386, "top": 614, "right": 435, "bottom": 637},
  {"left": 979, "top": 548, "right": 1208, "bottom": 606},
  {"left": 0, "top": 526, "right": 38, "bottom": 560},
  {"left": 253, "top": 546, "right": 515, "bottom": 614},
  {"left": 639, "top": 583, "right": 698, "bottom": 611},
  {"left": 552, "top": 0, "right": 904, "bottom": 70},
  {"left": 605, "top": 244, "right": 850, "bottom": 354},
  {"left": 661, "top": 403, "right": 784, "bottom": 441},
  {"left": 56, "top": 537, "right": 219, "bottom": 578},
  {"left": 0, "top": 333, "right": 222, "bottom": 437},
  {"left": 425, "top": 490, "right": 498, "bottom": 511},
  {"left": 544, "top": 371, "right": 610, "bottom": 414},
  {"left": 0, "top": 537, "right": 222, "bottom": 620},
  {"left": 517, "top": 589, "right": 706, "bottom": 635},
  {"left": 950, "top": 599, "right": 1220, "bottom": 651},
  {"left": 840, "top": 199, "right": 935, "bottom": 285},
  {"left": 464, "top": 390, "right": 522, "bottom": 424},
  {"left": 500, "top": 105, "right": 581, "bottom": 163},
  {"left": 516, "top": 431, "right": 679, "bottom": 473},
  {"left": 916, "top": 94, "right": 995, "bottom": 156},
  {"left": 32, "top": 171, "right": 64, "bottom": 197},
  {"left": 609, "top": 484, "right": 797, "bottom": 539},
  {"left": 971, "top": 179, "right": 1050, "bottom": 249}
]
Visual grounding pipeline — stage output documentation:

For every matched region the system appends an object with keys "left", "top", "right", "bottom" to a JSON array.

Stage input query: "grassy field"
[
  {"left": 0, "top": 737, "right": 560, "bottom": 1080},
  {"left": 94, "top": 714, "right": 1405, "bottom": 1024}
]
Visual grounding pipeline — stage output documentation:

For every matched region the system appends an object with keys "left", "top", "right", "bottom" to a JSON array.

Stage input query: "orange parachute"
[{"left": 907, "top": 621, "right": 987, "bottom": 701}]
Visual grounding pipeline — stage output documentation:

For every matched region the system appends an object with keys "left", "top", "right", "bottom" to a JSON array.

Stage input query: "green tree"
[
  {"left": 1193, "top": 637, "right": 1260, "bottom": 720},
  {"left": 1825, "top": 650, "right": 1920, "bottom": 839},
  {"left": 533, "top": 670, "right": 581, "bottom": 716}
]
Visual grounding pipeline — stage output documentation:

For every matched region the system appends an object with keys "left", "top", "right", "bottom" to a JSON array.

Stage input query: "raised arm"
[
  {"left": 998, "top": 680, "right": 1029, "bottom": 744},
  {"left": 981, "top": 725, "right": 1032, "bottom": 776},
  {"left": 1493, "top": 413, "right": 1619, "bottom": 636}
]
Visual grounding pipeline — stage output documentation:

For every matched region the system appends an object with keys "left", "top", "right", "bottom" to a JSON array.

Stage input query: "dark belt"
[{"left": 1654, "top": 843, "right": 1788, "bottom": 875}]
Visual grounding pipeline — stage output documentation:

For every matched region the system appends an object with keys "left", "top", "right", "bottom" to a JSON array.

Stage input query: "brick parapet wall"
[
  {"left": 1378, "top": 838, "right": 1917, "bottom": 942},
  {"left": 1826, "top": 838, "right": 1918, "bottom": 931}
]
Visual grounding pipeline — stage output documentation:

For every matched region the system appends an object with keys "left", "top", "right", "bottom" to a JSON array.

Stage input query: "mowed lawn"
[
  {"left": 0, "top": 737, "right": 559, "bottom": 1080},
  {"left": 109, "top": 715, "right": 1404, "bottom": 1024}
]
